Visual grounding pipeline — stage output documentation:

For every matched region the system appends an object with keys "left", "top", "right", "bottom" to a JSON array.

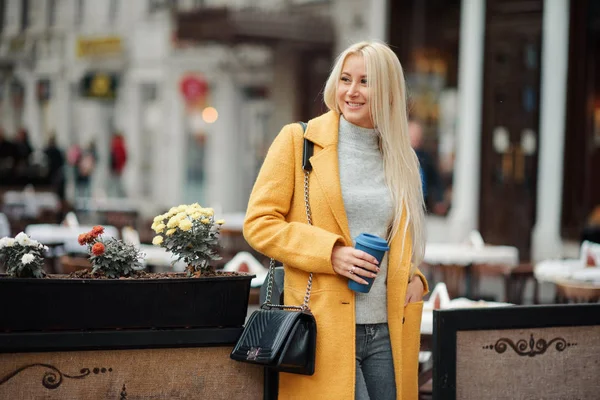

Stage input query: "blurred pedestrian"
[
  {"left": 0, "top": 128, "right": 15, "bottom": 178},
  {"left": 244, "top": 41, "right": 428, "bottom": 399},
  {"left": 44, "top": 134, "right": 66, "bottom": 201},
  {"left": 75, "top": 141, "right": 97, "bottom": 200},
  {"left": 109, "top": 132, "right": 127, "bottom": 197},
  {"left": 409, "top": 119, "right": 448, "bottom": 215},
  {"left": 13, "top": 127, "right": 32, "bottom": 176}
]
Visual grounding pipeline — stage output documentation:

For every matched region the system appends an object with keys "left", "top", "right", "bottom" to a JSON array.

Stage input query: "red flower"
[
  {"left": 78, "top": 233, "right": 87, "bottom": 246},
  {"left": 91, "top": 225, "right": 105, "bottom": 237},
  {"left": 92, "top": 242, "right": 105, "bottom": 256}
]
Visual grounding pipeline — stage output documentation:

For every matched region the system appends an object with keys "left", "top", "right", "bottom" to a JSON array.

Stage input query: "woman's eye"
[
  {"left": 341, "top": 76, "right": 350, "bottom": 82},
  {"left": 361, "top": 79, "right": 368, "bottom": 85}
]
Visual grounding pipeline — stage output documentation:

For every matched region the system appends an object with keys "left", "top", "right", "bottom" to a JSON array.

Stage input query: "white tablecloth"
[
  {"left": 75, "top": 197, "right": 138, "bottom": 213},
  {"left": 2, "top": 191, "right": 60, "bottom": 217},
  {"left": 25, "top": 224, "right": 119, "bottom": 254},
  {"left": 534, "top": 259, "right": 600, "bottom": 284},
  {"left": 140, "top": 244, "right": 186, "bottom": 271},
  {"left": 424, "top": 243, "right": 519, "bottom": 267},
  {"left": 219, "top": 212, "right": 245, "bottom": 232}
]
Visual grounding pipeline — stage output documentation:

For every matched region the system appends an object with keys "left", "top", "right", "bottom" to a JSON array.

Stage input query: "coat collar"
[
  {"left": 304, "top": 110, "right": 353, "bottom": 245},
  {"left": 304, "top": 110, "right": 340, "bottom": 148}
]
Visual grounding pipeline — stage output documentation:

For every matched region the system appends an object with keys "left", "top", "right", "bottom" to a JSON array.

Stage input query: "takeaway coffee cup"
[{"left": 347, "top": 233, "right": 390, "bottom": 293}]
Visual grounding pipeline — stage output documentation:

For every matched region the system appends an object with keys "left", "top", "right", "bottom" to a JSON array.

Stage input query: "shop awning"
[{"left": 176, "top": 7, "right": 334, "bottom": 50}]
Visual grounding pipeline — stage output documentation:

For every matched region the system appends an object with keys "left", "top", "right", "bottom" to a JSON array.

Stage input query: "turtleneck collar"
[{"left": 338, "top": 115, "right": 380, "bottom": 150}]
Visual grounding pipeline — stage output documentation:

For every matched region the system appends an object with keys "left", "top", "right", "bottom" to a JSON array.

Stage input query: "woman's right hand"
[{"left": 331, "top": 246, "right": 380, "bottom": 285}]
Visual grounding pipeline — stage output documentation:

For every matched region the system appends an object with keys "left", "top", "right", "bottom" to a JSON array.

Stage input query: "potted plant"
[
  {"left": 0, "top": 207, "right": 263, "bottom": 399},
  {"left": 0, "top": 232, "right": 48, "bottom": 278},
  {"left": 0, "top": 204, "right": 254, "bottom": 333},
  {"left": 150, "top": 202, "right": 225, "bottom": 277}
]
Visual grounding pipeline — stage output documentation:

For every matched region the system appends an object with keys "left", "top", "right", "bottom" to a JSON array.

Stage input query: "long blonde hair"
[{"left": 323, "top": 41, "right": 426, "bottom": 268}]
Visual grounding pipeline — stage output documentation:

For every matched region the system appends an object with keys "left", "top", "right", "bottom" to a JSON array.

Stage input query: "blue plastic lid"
[{"left": 355, "top": 233, "right": 389, "bottom": 251}]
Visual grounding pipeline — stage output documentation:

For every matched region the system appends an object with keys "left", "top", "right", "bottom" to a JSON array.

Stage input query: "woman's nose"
[{"left": 348, "top": 82, "right": 359, "bottom": 97}]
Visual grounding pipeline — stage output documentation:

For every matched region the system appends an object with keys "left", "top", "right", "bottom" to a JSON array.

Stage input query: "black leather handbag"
[{"left": 230, "top": 122, "right": 317, "bottom": 375}]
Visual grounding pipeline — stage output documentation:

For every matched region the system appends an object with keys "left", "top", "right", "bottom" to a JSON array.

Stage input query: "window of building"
[
  {"left": 20, "top": 0, "right": 29, "bottom": 31},
  {"left": 148, "top": 0, "right": 172, "bottom": 13},
  {"left": 0, "top": 0, "right": 5, "bottom": 34},
  {"left": 192, "top": 0, "right": 205, "bottom": 9},
  {"left": 75, "top": 0, "right": 84, "bottom": 26},
  {"left": 47, "top": 0, "right": 56, "bottom": 27},
  {"left": 108, "top": 0, "right": 118, "bottom": 23}
]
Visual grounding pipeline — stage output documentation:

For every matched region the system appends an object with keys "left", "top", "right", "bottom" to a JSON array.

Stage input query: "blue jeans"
[{"left": 355, "top": 323, "right": 396, "bottom": 400}]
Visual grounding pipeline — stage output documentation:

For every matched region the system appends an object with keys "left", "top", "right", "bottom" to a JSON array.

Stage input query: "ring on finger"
[{"left": 349, "top": 266, "right": 356, "bottom": 274}]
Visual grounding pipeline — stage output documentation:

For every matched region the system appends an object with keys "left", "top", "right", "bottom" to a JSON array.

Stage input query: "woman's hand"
[
  {"left": 405, "top": 276, "right": 424, "bottom": 305},
  {"left": 331, "top": 246, "right": 379, "bottom": 285}
]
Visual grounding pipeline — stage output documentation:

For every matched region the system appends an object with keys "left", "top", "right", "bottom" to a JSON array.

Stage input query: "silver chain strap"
[{"left": 262, "top": 168, "right": 313, "bottom": 312}]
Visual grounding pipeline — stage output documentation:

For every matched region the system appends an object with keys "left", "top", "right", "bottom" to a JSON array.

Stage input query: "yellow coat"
[{"left": 244, "top": 111, "right": 428, "bottom": 399}]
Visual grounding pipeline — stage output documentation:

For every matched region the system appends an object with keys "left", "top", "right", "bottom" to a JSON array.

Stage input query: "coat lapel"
[{"left": 305, "top": 111, "right": 352, "bottom": 245}]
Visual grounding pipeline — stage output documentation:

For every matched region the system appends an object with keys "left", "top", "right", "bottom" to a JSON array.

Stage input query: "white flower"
[
  {"left": 15, "top": 232, "right": 31, "bottom": 246},
  {"left": 21, "top": 253, "right": 35, "bottom": 264},
  {"left": 1, "top": 238, "right": 15, "bottom": 247}
]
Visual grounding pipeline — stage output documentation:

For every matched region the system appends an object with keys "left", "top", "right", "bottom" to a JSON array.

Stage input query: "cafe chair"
[
  {"left": 431, "top": 263, "right": 466, "bottom": 299},
  {"left": 223, "top": 251, "right": 268, "bottom": 288},
  {"left": 121, "top": 226, "right": 141, "bottom": 246},
  {"left": 555, "top": 281, "right": 600, "bottom": 303},
  {"left": 472, "top": 262, "right": 539, "bottom": 304},
  {"left": 63, "top": 211, "right": 79, "bottom": 227}
]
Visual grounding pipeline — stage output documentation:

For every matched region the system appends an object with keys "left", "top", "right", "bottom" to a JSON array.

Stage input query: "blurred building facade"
[
  {"left": 383, "top": 0, "right": 599, "bottom": 262},
  {"left": 0, "top": 0, "right": 597, "bottom": 261}
]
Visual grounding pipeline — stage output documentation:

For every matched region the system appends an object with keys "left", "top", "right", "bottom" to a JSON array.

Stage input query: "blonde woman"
[{"left": 244, "top": 41, "right": 428, "bottom": 399}]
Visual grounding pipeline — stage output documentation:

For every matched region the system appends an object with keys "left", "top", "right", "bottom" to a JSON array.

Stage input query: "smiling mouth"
[{"left": 346, "top": 102, "right": 364, "bottom": 109}]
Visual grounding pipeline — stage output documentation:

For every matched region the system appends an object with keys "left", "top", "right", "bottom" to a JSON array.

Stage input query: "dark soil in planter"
[{"left": 63, "top": 269, "right": 248, "bottom": 280}]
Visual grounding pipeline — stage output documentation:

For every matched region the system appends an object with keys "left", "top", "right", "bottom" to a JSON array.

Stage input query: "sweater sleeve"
[{"left": 243, "top": 124, "right": 344, "bottom": 274}]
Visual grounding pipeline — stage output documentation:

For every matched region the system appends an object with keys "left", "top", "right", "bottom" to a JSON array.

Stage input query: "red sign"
[{"left": 180, "top": 75, "right": 208, "bottom": 103}]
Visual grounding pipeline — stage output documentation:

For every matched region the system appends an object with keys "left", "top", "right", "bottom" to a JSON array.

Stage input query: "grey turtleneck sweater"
[{"left": 338, "top": 116, "right": 393, "bottom": 324}]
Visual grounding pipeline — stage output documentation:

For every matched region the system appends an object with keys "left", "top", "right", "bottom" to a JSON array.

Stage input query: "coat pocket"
[{"left": 401, "top": 300, "right": 424, "bottom": 399}]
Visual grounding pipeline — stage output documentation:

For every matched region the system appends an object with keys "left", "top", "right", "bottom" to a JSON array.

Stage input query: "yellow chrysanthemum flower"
[
  {"left": 166, "top": 228, "right": 176, "bottom": 236},
  {"left": 215, "top": 219, "right": 225, "bottom": 225},
  {"left": 153, "top": 215, "right": 164, "bottom": 223},
  {"left": 191, "top": 212, "right": 202, "bottom": 220},
  {"left": 200, "top": 218, "right": 210, "bottom": 224},
  {"left": 202, "top": 208, "right": 214, "bottom": 216},
  {"left": 155, "top": 223, "right": 165, "bottom": 234},
  {"left": 168, "top": 206, "right": 178, "bottom": 215},
  {"left": 152, "top": 236, "right": 164, "bottom": 245},
  {"left": 175, "top": 212, "right": 187, "bottom": 221},
  {"left": 167, "top": 217, "right": 179, "bottom": 228},
  {"left": 179, "top": 219, "right": 193, "bottom": 231}
]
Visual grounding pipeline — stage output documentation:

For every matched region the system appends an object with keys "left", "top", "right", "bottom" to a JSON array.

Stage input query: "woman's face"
[{"left": 336, "top": 54, "right": 373, "bottom": 129}]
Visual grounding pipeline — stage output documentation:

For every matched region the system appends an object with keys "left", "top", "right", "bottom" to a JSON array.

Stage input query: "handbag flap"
[{"left": 231, "top": 309, "right": 304, "bottom": 363}]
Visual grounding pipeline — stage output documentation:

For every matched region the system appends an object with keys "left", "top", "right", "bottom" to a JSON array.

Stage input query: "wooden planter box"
[
  {"left": 0, "top": 273, "right": 274, "bottom": 399},
  {"left": 0, "top": 274, "right": 254, "bottom": 332}
]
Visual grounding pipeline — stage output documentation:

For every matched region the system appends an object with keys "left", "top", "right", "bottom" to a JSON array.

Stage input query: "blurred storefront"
[
  {"left": 389, "top": 0, "right": 597, "bottom": 261},
  {"left": 561, "top": 0, "right": 600, "bottom": 247},
  {"left": 175, "top": 4, "right": 334, "bottom": 212}
]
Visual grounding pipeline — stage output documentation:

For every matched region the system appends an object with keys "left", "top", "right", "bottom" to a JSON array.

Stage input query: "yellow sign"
[
  {"left": 90, "top": 73, "right": 111, "bottom": 97},
  {"left": 80, "top": 72, "right": 118, "bottom": 99},
  {"left": 76, "top": 36, "right": 122, "bottom": 58}
]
